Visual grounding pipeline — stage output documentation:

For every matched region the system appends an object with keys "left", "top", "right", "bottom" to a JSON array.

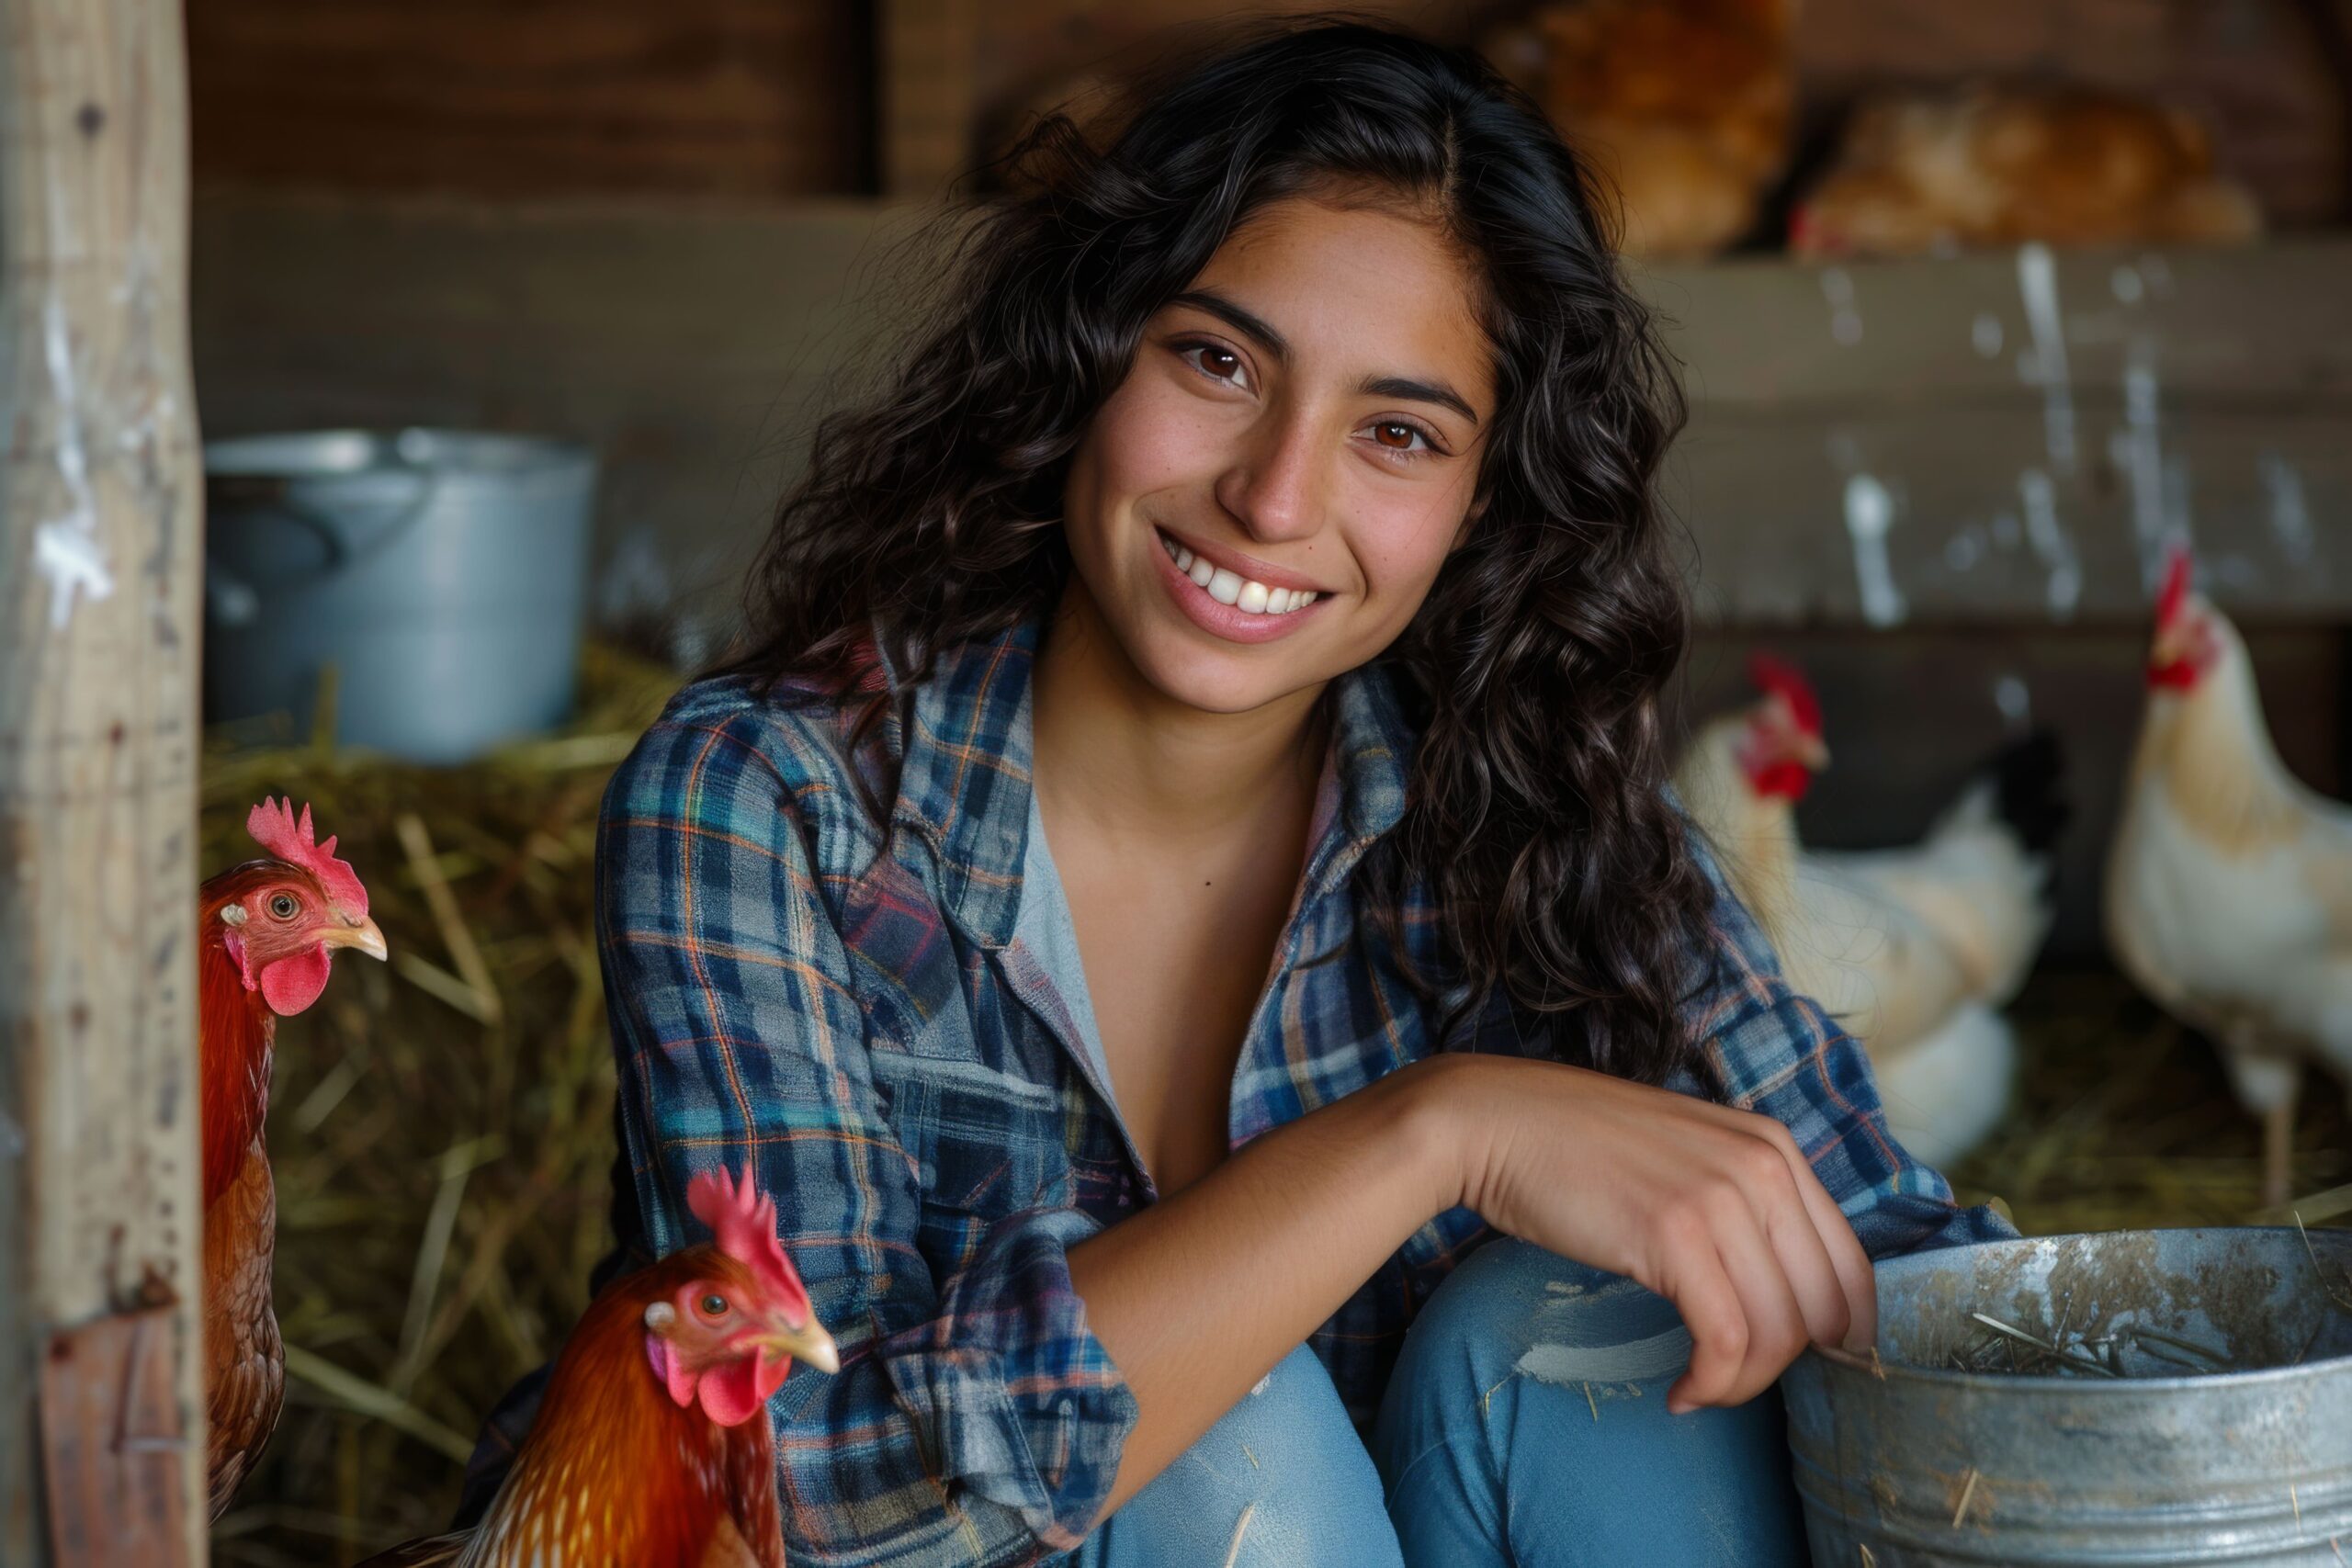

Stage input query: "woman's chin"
[{"left": 1127, "top": 625, "right": 1328, "bottom": 716}]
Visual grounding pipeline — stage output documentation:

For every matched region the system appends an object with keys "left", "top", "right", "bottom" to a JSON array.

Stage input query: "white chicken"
[
  {"left": 2106, "top": 547, "right": 2352, "bottom": 1206},
  {"left": 1676, "top": 657, "right": 2065, "bottom": 1168}
]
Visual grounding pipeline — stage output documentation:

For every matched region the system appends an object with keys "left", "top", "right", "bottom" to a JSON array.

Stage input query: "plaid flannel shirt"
[{"left": 467, "top": 611, "right": 2010, "bottom": 1566}]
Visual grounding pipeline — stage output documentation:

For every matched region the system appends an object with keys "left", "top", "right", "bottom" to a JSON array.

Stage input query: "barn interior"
[{"left": 13, "top": 0, "right": 2352, "bottom": 1560}]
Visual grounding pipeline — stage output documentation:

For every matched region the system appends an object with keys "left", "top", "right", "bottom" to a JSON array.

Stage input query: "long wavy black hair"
[{"left": 709, "top": 19, "right": 1719, "bottom": 1085}]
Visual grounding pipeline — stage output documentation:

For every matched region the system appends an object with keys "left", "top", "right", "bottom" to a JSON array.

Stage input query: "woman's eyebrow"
[
  {"left": 1360, "top": 374, "right": 1479, "bottom": 428},
  {"left": 1168, "top": 288, "right": 1481, "bottom": 428},
  {"left": 1169, "top": 289, "right": 1289, "bottom": 360}
]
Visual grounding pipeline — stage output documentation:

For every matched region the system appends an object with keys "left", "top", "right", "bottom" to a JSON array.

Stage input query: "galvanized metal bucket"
[
  {"left": 203, "top": 429, "right": 597, "bottom": 764},
  {"left": 1783, "top": 1228, "right": 2352, "bottom": 1564}
]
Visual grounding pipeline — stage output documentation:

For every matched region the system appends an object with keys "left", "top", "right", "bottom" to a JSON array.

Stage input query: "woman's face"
[{"left": 1061, "top": 195, "right": 1497, "bottom": 716}]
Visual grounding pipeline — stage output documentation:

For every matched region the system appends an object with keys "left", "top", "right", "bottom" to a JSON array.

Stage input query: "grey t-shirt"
[{"left": 1015, "top": 786, "right": 1124, "bottom": 1123}]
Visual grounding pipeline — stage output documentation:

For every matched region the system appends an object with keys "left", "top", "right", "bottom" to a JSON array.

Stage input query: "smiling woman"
[
  {"left": 458, "top": 19, "right": 2011, "bottom": 1568},
  {"left": 1064, "top": 201, "right": 1492, "bottom": 686}
]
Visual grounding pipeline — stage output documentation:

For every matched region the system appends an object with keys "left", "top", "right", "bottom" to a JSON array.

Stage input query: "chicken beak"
[
  {"left": 316, "top": 914, "right": 390, "bottom": 962},
  {"left": 761, "top": 1312, "right": 840, "bottom": 1376},
  {"left": 1794, "top": 733, "right": 1831, "bottom": 773}
]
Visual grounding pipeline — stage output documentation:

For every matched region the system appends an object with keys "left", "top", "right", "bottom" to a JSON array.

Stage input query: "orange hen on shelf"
[
  {"left": 1486, "top": 0, "right": 1796, "bottom": 258},
  {"left": 1792, "top": 83, "right": 2263, "bottom": 258}
]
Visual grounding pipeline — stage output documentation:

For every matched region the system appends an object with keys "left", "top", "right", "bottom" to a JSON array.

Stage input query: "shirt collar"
[{"left": 885, "top": 614, "right": 1416, "bottom": 948}]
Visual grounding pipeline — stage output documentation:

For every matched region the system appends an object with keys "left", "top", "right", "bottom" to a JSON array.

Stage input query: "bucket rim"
[
  {"left": 1802, "top": 1224, "right": 2352, "bottom": 1393},
  {"left": 204, "top": 426, "right": 594, "bottom": 478}
]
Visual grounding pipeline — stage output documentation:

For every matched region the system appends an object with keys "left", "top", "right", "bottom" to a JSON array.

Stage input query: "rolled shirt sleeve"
[
  {"left": 597, "top": 702, "right": 1136, "bottom": 1565},
  {"left": 1668, "top": 813, "right": 2019, "bottom": 1257}
]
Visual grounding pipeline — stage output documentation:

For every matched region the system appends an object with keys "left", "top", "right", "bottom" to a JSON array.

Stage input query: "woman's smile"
[{"left": 1149, "top": 525, "right": 1329, "bottom": 644}]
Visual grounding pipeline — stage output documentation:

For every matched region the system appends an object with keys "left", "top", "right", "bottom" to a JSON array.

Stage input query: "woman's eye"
[
  {"left": 268, "top": 893, "right": 300, "bottom": 919},
  {"left": 1179, "top": 343, "right": 1250, "bottom": 389},
  {"left": 700, "top": 1293, "right": 729, "bottom": 1316},
  {"left": 1367, "top": 422, "right": 1434, "bottom": 457}
]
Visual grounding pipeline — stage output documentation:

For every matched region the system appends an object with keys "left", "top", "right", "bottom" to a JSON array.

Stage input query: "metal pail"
[
  {"left": 1783, "top": 1227, "right": 2352, "bottom": 1564},
  {"left": 203, "top": 429, "right": 597, "bottom": 763}
]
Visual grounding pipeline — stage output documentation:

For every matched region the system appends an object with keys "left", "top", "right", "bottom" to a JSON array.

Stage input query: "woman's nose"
[{"left": 1212, "top": 411, "right": 1326, "bottom": 545}]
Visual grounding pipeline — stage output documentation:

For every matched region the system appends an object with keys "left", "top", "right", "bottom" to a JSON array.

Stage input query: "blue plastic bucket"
[{"left": 203, "top": 429, "right": 598, "bottom": 763}]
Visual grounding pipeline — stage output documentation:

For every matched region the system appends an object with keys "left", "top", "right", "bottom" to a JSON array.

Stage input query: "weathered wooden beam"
[{"left": 1, "top": 0, "right": 208, "bottom": 1561}]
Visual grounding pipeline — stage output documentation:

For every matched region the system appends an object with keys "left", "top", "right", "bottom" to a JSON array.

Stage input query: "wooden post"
[{"left": 1, "top": 0, "right": 208, "bottom": 1562}]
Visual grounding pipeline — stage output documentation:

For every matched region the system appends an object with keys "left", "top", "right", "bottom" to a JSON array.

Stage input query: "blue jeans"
[{"left": 1057, "top": 1238, "right": 1807, "bottom": 1567}]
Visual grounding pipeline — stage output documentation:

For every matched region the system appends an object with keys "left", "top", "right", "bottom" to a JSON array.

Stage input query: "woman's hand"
[{"left": 1417, "top": 1053, "right": 1876, "bottom": 1415}]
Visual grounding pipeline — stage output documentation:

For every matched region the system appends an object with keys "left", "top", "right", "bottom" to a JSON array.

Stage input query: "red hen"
[
  {"left": 359, "top": 1165, "right": 839, "bottom": 1568},
  {"left": 201, "top": 796, "right": 388, "bottom": 1516}
]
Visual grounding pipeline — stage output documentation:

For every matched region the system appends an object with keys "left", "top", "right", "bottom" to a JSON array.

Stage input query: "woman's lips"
[{"left": 1149, "top": 527, "right": 1329, "bottom": 644}]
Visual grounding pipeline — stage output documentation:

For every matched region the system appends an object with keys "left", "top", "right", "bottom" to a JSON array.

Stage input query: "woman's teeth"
[{"left": 1159, "top": 531, "right": 1320, "bottom": 615}]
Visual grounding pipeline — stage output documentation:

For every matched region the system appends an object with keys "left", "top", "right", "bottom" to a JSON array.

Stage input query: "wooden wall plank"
[
  {"left": 1634, "top": 238, "right": 2352, "bottom": 405},
  {"left": 2, "top": 0, "right": 209, "bottom": 1559},
  {"left": 187, "top": 0, "right": 870, "bottom": 200},
  {"left": 882, "top": 0, "right": 979, "bottom": 197},
  {"left": 1674, "top": 401, "right": 2352, "bottom": 626}
]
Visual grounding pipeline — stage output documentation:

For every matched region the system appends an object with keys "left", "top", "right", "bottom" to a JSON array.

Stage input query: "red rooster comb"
[
  {"left": 1748, "top": 653, "right": 1823, "bottom": 738},
  {"left": 246, "top": 797, "right": 368, "bottom": 918},
  {"left": 2155, "top": 542, "right": 2194, "bottom": 629},
  {"left": 688, "top": 1165, "right": 809, "bottom": 1314}
]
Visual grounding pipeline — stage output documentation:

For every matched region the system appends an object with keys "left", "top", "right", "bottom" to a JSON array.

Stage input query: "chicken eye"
[
  {"left": 268, "top": 893, "right": 300, "bottom": 919},
  {"left": 700, "top": 1292, "right": 729, "bottom": 1317}
]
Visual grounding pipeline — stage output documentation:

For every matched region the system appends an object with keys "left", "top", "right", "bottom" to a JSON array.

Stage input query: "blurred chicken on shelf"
[
  {"left": 358, "top": 1166, "right": 837, "bottom": 1568},
  {"left": 1675, "top": 658, "right": 2065, "bottom": 1168},
  {"left": 2107, "top": 547, "right": 2352, "bottom": 1209},
  {"left": 200, "top": 798, "right": 387, "bottom": 1517},
  {"left": 1482, "top": 0, "right": 1794, "bottom": 258},
  {"left": 1791, "top": 82, "right": 2263, "bottom": 258}
]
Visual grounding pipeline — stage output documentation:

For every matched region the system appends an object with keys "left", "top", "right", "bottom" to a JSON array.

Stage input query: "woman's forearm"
[{"left": 1064, "top": 1055, "right": 1461, "bottom": 1518}]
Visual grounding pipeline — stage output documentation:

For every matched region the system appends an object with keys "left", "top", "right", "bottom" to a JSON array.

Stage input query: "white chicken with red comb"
[
  {"left": 2107, "top": 545, "right": 2352, "bottom": 1207},
  {"left": 1676, "top": 655, "right": 2065, "bottom": 1168}
]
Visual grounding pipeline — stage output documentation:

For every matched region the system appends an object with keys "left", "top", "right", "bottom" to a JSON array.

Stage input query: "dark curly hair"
[{"left": 709, "top": 18, "right": 1720, "bottom": 1085}]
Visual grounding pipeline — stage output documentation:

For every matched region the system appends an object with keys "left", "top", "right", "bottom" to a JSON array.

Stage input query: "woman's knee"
[
  {"left": 1378, "top": 1237, "right": 1626, "bottom": 1431},
  {"left": 1372, "top": 1238, "right": 1805, "bottom": 1568},
  {"left": 1074, "top": 1343, "right": 1404, "bottom": 1568}
]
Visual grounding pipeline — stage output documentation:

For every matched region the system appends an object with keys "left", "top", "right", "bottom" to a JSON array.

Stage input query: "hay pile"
[
  {"left": 204, "top": 646, "right": 680, "bottom": 1568},
  {"left": 1945, "top": 968, "right": 2350, "bottom": 1236},
  {"left": 200, "top": 656, "right": 2348, "bottom": 1564}
]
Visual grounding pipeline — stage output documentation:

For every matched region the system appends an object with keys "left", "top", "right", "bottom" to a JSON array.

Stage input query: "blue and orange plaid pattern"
[{"left": 464, "top": 612, "right": 2010, "bottom": 1566}]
